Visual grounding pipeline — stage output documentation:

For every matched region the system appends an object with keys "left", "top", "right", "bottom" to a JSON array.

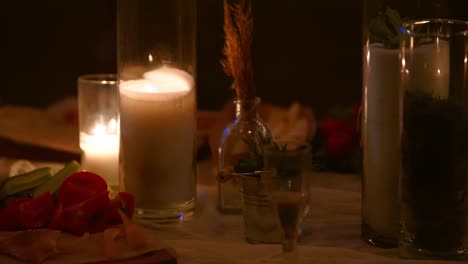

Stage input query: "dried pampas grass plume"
[{"left": 221, "top": 0, "right": 255, "bottom": 100}]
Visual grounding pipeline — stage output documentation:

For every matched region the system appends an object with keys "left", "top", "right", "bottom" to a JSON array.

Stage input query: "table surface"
[
  {"left": 154, "top": 162, "right": 459, "bottom": 264},
  {"left": 0, "top": 155, "right": 460, "bottom": 264}
]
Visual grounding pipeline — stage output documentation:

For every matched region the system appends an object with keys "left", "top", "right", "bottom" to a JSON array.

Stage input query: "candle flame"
[
  {"left": 108, "top": 119, "right": 118, "bottom": 132},
  {"left": 81, "top": 119, "right": 120, "bottom": 154},
  {"left": 93, "top": 123, "right": 107, "bottom": 136},
  {"left": 91, "top": 119, "right": 119, "bottom": 135}
]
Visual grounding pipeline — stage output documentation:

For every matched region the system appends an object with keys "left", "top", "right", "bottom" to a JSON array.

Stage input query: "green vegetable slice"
[
  {"left": 32, "top": 161, "right": 81, "bottom": 198},
  {"left": 0, "top": 167, "right": 52, "bottom": 200}
]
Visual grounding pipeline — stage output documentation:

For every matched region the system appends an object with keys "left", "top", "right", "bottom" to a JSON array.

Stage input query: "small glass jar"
[{"left": 217, "top": 97, "right": 272, "bottom": 214}]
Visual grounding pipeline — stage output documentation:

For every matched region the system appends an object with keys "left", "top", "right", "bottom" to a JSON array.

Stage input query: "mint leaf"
[{"left": 369, "top": 6, "right": 404, "bottom": 49}]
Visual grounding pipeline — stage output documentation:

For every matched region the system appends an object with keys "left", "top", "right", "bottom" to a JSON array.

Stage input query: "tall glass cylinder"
[
  {"left": 361, "top": 0, "right": 448, "bottom": 247},
  {"left": 399, "top": 19, "right": 468, "bottom": 259},
  {"left": 117, "top": 0, "right": 197, "bottom": 222}
]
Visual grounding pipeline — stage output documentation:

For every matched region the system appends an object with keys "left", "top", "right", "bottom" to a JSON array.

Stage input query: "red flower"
[
  {"left": 321, "top": 118, "right": 346, "bottom": 136},
  {"left": 326, "top": 130, "right": 354, "bottom": 157}
]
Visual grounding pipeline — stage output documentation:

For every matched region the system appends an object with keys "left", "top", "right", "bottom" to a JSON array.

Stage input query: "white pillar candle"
[
  {"left": 119, "top": 67, "right": 196, "bottom": 212},
  {"left": 363, "top": 44, "right": 400, "bottom": 239},
  {"left": 363, "top": 41, "right": 450, "bottom": 240},
  {"left": 80, "top": 119, "right": 120, "bottom": 191}
]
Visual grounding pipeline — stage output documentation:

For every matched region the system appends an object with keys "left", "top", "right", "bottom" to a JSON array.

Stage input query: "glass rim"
[
  {"left": 401, "top": 19, "right": 468, "bottom": 37},
  {"left": 233, "top": 169, "right": 275, "bottom": 177},
  {"left": 78, "top": 74, "right": 118, "bottom": 85},
  {"left": 264, "top": 140, "right": 312, "bottom": 154},
  {"left": 232, "top": 96, "right": 261, "bottom": 104}
]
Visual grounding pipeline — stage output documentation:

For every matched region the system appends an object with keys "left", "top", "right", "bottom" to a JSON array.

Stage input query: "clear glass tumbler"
[
  {"left": 263, "top": 141, "right": 313, "bottom": 252},
  {"left": 399, "top": 19, "right": 468, "bottom": 259},
  {"left": 263, "top": 172, "right": 309, "bottom": 254},
  {"left": 78, "top": 74, "right": 119, "bottom": 195},
  {"left": 239, "top": 170, "right": 281, "bottom": 244}
]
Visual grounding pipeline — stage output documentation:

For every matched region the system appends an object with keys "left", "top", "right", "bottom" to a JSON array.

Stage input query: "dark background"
[{"left": 1, "top": 1, "right": 466, "bottom": 118}]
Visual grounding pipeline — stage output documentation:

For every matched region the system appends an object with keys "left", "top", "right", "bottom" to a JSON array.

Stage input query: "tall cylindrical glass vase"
[
  {"left": 399, "top": 19, "right": 468, "bottom": 259},
  {"left": 117, "top": 0, "right": 197, "bottom": 222},
  {"left": 361, "top": 0, "right": 448, "bottom": 247}
]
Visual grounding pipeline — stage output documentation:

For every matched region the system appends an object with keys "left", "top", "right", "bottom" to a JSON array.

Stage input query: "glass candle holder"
[
  {"left": 78, "top": 74, "right": 120, "bottom": 194},
  {"left": 117, "top": 0, "right": 197, "bottom": 222},
  {"left": 361, "top": 0, "right": 449, "bottom": 248},
  {"left": 399, "top": 19, "right": 468, "bottom": 260}
]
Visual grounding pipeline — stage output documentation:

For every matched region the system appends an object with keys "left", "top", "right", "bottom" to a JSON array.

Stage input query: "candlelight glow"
[
  {"left": 120, "top": 66, "right": 194, "bottom": 100},
  {"left": 80, "top": 118, "right": 120, "bottom": 188},
  {"left": 91, "top": 119, "right": 119, "bottom": 135},
  {"left": 81, "top": 119, "right": 120, "bottom": 154},
  {"left": 414, "top": 20, "right": 430, "bottom": 25}
]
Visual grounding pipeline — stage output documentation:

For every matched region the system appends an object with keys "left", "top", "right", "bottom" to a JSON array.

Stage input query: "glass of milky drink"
[{"left": 263, "top": 141, "right": 312, "bottom": 253}]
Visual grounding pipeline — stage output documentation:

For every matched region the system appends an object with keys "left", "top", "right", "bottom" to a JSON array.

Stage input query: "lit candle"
[
  {"left": 80, "top": 119, "right": 120, "bottom": 192},
  {"left": 119, "top": 66, "right": 196, "bottom": 216}
]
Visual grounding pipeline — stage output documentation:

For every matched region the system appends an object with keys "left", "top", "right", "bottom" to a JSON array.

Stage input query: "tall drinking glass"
[{"left": 399, "top": 19, "right": 468, "bottom": 259}]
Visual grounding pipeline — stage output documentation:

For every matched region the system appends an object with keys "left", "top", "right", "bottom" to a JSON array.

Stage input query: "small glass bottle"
[{"left": 217, "top": 97, "right": 272, "bottom": 214}]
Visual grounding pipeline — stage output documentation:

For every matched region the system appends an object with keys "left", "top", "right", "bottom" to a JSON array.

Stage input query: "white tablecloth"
[
  {"left": 139, "top": 162, "right": 459, "bottom": 264},
  {"left": 0, "top": 159, "right": 460, "bottom": 263}
]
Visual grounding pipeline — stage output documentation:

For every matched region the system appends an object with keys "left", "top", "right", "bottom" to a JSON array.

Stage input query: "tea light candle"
[
  {"left": 119, "top": 66, "right": 196, "bottom": 211},
  {"left": 80, "top": 119, "right": 120, "bottom": 190}
]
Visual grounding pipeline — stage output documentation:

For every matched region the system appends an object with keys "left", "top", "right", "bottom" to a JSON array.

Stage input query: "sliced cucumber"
[
  {"left": 32, "top": 161, "right": 80, "bottom": 198},
  {"left": 0, "top": 167, "right": 52, "bottom": 199}
]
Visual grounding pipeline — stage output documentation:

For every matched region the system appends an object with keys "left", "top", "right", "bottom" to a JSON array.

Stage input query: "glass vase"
[
  {"left": 217, "top": 97, "right": 272, "bottom": 214},
  {"left": 399, "top": 19, "right": 468, "bottom": 259},
  {"left": 361, "top": 0, "right": 448, "bottom": 247},
  {"left": 117, "top": 0, "right": 197, "bottom": 222}
]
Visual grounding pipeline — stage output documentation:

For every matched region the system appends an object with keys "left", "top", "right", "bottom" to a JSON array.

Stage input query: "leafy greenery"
[
  {"left": 369, "top": 6, "right": 403, "bottom": 49},
  {"left": 233, "top": 132, "right": 271, "bottom": 173},
  {"left": 265, "top": 142, "right": 303, "bottom": 178}
]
